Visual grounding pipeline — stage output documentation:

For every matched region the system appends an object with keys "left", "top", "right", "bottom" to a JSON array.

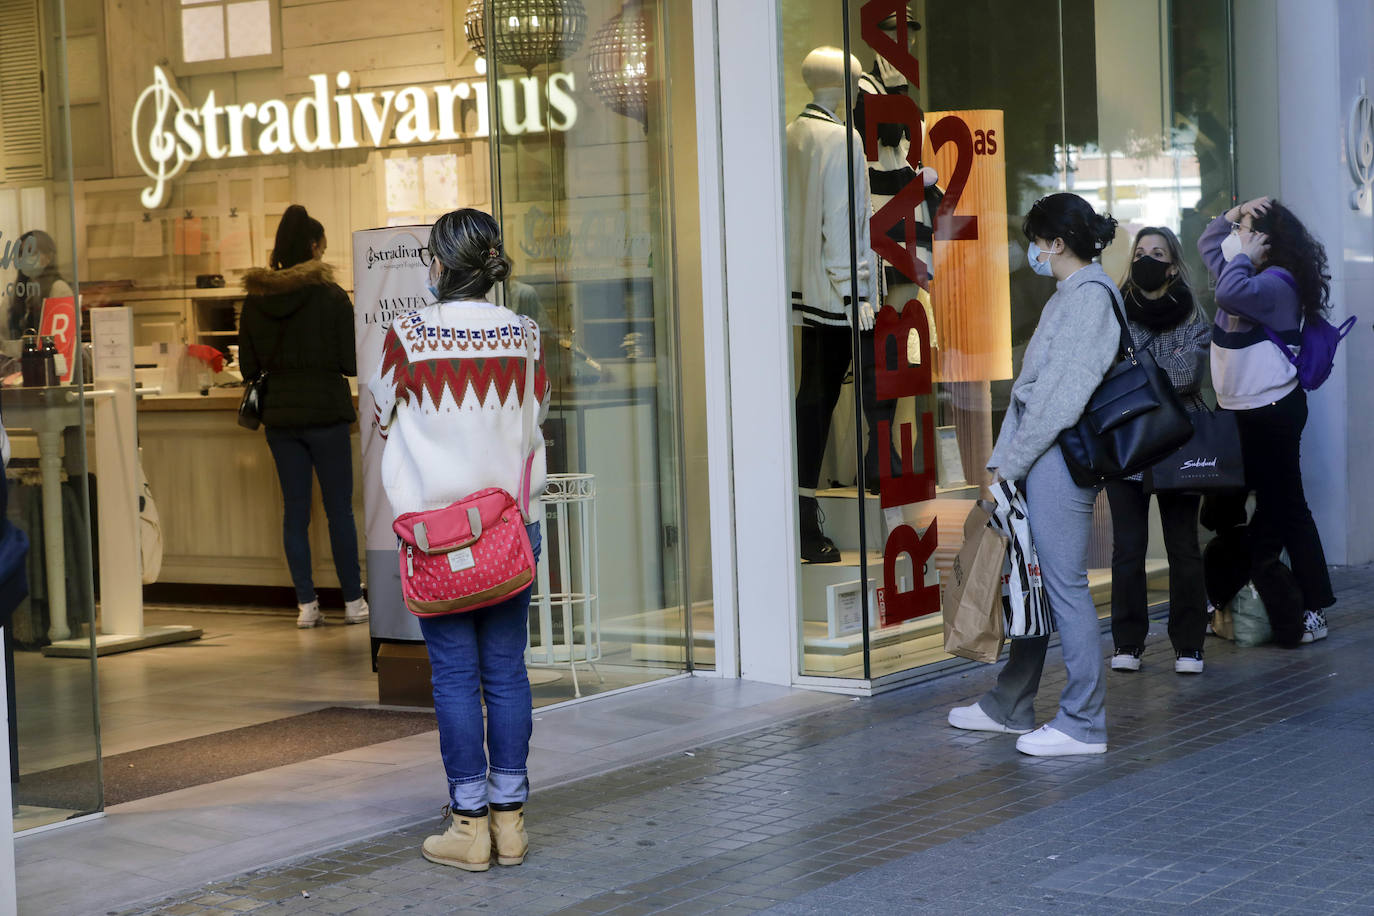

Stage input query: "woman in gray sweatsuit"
[{"left": 948, "top": 193, "right": 1121, "bottom": 757}]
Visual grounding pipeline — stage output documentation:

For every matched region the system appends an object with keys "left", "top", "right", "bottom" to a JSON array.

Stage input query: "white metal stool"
[{"left": 526, "top": 473, "right": 602, "bottom": 697}]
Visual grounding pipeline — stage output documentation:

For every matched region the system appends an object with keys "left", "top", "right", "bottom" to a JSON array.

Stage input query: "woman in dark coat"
[{"left": 240, "top": 205, "right": 368, "bottom": 627}]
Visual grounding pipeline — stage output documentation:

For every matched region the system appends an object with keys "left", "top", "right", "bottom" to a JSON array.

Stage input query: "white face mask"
[
  {"left": 1027, "top": 241, "right": 1057, "bottom": 277},
  {"left": 1220, "top": 232, "right": 1244, "bottom": 263}
]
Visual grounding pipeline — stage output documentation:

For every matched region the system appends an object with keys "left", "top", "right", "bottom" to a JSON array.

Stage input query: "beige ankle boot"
[
  {"left": 422, "top": 808, "right": 491, "bottom": 871},
  {"left": 489, "top": 806, "right": 528, "bottom": 865}
]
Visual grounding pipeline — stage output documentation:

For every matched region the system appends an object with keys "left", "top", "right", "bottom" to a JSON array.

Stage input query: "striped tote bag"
[{"left": 988, "top": 480, "right": 1054, "bottom": 638}]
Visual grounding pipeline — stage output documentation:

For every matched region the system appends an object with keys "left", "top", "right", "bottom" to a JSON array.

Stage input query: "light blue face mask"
[
  {"left": 1027, "top": 241, "right": 1057, "bottom": 277},
  {"left": 427, "top": 261, "right": 442, "bottom": 300}
]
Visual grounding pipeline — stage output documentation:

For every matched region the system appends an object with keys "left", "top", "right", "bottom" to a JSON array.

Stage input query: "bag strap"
[
  {"left": 1081, "top": 278, "right": 1134, "bottom": 361},
  {"left": 516, "top": 317, "right": 539, "bottom": 523}
]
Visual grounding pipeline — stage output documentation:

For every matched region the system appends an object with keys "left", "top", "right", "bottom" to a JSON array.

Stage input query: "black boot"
[{"left": 799, "top": 496, "right": 841, "bottom": 564}]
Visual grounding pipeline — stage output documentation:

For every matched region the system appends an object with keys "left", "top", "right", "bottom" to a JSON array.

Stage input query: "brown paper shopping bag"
[{"left": 942, "top": 501, "right": 1010, "bottom": 664}]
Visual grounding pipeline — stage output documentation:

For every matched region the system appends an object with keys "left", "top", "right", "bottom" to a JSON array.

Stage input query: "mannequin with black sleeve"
[{"left": 852, "top": 5, "right": 942, "bottom": 492}]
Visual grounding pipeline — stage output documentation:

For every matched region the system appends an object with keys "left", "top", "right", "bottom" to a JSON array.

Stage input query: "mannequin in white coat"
[{"left": 787, "top": 47, "right": 875, "bottom": 563}]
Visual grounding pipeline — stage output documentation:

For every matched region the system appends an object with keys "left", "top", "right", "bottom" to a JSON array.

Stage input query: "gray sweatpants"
[{"left": 978, "top": 446, "right": 1107, "bottom": 744}]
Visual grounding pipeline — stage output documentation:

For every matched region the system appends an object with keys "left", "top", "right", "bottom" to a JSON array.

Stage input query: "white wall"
[
  {"left": 1234, "top": 0, "right": 1374, "bottom": 566},
  {"left": 710, "top": 0, "right": 798, "bottom": 685}
]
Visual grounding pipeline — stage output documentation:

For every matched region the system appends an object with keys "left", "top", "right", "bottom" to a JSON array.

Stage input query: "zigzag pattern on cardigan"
[{"left": 377, "top": 312, "right": 547, "bottom": 411}]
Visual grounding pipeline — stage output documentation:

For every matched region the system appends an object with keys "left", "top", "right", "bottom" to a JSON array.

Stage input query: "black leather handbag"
[
  {"left": 1057, "top": 281, "right": 1193, "bottom": 488},
  {"left": 237, "top": 372, "right": 267, "bottom": 430}
]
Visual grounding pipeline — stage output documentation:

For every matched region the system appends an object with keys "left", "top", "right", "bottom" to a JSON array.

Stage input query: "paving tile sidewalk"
[{"left": 112, "top": 566, "right": 1374, "bottom": 916}]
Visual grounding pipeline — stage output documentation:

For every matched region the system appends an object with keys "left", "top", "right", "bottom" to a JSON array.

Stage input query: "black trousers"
[
  {"left": 795, "top": 326, "right": 897, "bottom": 490},
  {"left": 1211, "top": 387, "right": 1335, "bottom": 623},
  {"left": 1105, "top": 479, "right": 1207, "bottom": 653}
]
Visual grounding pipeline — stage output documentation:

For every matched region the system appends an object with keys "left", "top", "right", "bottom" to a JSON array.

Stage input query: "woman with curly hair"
[{"left": 1198, "top": 196, "right": 1334, "bottom": 646}]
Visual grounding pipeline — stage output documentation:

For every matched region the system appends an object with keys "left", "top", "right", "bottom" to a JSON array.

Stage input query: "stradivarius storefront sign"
[{"left": 132, "top": 65, "right": 578, "bottom": 208}]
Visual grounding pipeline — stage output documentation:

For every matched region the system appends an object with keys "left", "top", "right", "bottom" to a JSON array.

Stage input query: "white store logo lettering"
[{"left": 132, "top": 65, "right": 579, "bottom": 208}]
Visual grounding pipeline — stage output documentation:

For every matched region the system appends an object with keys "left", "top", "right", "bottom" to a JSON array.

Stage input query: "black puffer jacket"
[{"left": 239, "top": 260, "right": 357, "bottom": 428}]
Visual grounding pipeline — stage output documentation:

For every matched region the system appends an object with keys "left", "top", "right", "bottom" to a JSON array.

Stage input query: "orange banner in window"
[{"left": 926, "top": 110, "right": 1012, "bottom": 383}]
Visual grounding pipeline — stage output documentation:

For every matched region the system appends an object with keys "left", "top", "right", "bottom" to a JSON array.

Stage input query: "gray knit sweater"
[{"left": 988, "top": 263, "right": 1122, "bottom": 482}]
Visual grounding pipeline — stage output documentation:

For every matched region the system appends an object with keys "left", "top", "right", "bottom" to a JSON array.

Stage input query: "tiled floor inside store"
[
  {"left": 84, "top": 564, "right": 1374, "bottom": 916},
  {"left": 11, "top": 604, "right": 684, "bottom": 836},
  {"left": 15, "top": 607, "right": 678, "bottom": 771}
]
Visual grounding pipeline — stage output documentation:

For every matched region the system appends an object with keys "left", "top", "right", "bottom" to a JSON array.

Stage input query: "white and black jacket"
[{"left": 785, "top": 103, "right": 876, "bottom": 328}]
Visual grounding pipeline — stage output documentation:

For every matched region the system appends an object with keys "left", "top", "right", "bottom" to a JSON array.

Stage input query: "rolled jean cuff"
[
  {"left": 489, "top": 766, "right": 529, "bottom": 806},
  {"left": 448, "top": 773, "right": 489, "bottom": 812}
]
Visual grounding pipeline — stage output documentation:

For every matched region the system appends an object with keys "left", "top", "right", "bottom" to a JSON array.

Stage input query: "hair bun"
[
  {"left": 484, "top": 253, "right": 512, "bottom": 285},
  {"left": 1095, "top": 213, "right": 1119, "bottom": 248}
]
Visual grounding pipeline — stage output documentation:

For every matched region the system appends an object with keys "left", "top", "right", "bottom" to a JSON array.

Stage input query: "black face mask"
[{"left": 1130, "top": 255, "right": 1173, "bottom": 292}]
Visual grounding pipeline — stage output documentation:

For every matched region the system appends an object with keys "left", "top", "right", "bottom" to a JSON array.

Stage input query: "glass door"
[
  {"left": 2, "top": 0, "right": 103, "bottom": 831},
  {"left": 478, "top": 0, "right": 704, "bottom": 697}
]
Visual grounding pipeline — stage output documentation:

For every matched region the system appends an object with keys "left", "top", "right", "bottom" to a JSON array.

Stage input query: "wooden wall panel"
[{"left": 280, "top": 0, "right": 441, "bottom": 48}]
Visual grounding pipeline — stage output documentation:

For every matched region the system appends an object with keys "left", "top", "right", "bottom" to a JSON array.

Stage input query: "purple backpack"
[{"left": 1262, "top": 269, "right": 1358, "bottom": 390}]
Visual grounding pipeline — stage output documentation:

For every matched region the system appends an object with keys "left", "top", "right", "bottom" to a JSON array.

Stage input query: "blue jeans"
[
  {"left": 418, "top": 523, "right": 541, "bottom": 812},
  {"left": 264, "top": 423, "right": 363, "bottom": 604}
]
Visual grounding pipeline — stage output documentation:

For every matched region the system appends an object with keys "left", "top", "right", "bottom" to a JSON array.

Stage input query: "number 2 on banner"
[{"left": 929, "top": 116, "right": 979, "bottom": 242}]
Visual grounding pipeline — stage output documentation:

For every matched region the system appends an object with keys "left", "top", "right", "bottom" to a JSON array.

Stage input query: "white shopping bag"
[{"left": 988, "top": 479, "right": 1054, "bottom": 638}]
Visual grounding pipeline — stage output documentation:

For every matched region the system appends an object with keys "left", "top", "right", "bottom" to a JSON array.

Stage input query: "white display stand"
[
  {"left": 44, "top": 307, "right": 200, "bottom": 658},
  {"left": 526, "top": 474, "right": 602, "bottom": 697}
]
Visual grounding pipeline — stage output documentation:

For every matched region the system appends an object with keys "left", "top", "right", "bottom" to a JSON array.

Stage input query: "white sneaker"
[
  {"left": 344, "top": 596, "right": 370, "bottom": 625},
  {"left": 1015, "top": 725, "right": 1106, "bottom": 757},
  {"left": 947, "top": 703, "right": 1032, "bottom": 735},
  {"left": 296, "top": 599, "right": 322, "bottom": 628},
  {"left": 1175, "top": 651, "right": 1204, "bottom": 674},
  {"left": 1110, "top": 647, "right": 1143, "bottom": 672},
  {"left": 1300, "top": 610, "right": 1328, "bottom": 643}
]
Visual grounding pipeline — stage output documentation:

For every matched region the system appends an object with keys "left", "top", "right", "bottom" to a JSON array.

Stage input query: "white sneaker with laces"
[
  {"left": 1110, "top": 647, "right": 1143, "bottom": 672},
  {"left": 296, "top": 599, "right": 322, "bottom": 628},
  {"left": 1300, "top": 610, "right": 1329, "bottom": 643},
  {"left": 1015, "top": 725, "right": 1106, "bottom": 757},
  {"left": 947, "top": 703, "right": 1032, "bottom": 735},
  {"left": 1175, "top": 651, "right": 1204, "bottom": 674},
  {"left": 344, "top": 596, "right": 370, "bottom": 625}
]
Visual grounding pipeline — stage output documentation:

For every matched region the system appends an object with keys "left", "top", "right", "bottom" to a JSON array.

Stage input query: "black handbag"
[
  {"left": 1143, "top": 407, "right": 1245, "bottom": 493},
  {"left": 237, "top": 371, "right": 267, "bottom": 430},
  {"left": 1057, "top": 281, "right": 1193, "bottom": 488},
  {"left": 237, "top": 315, "right": 288, "bottom": 431}
]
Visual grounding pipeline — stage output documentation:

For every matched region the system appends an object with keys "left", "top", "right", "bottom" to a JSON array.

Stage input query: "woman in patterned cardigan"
[{"left": 1106, "top": 227, "right": 1212, "bottom": 676}]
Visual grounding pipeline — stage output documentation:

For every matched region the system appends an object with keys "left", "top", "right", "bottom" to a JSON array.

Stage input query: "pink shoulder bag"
[{"left": 391, "top": 317, "right": 540, "bottom": 617}]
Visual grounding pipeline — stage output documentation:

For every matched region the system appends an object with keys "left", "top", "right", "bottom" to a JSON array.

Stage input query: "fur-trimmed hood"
[{"left": 242, "top": 260, "right": 338, "bottom": 318}]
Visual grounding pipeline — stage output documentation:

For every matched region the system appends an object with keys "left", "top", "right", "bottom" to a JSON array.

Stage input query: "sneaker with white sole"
[
  {"left": 1300, "top": 610, "right": 1328, "bottom": 643},
  {"left": 947, "top": 703, "right": 1032, "bottom": 735},
  {"left": 1175, "top": 650, "right": 1204, "bottom": 674},
  {"left": 344, "top": 596, "right": 370, "bottom": 625},
  {"left": 296, "top": 599, "right": 322, "bottom": 628},
  {"left": 1110, "top": 647, "right": 1143, "bottom": 672},
  {"left": 1015, "top": 725, "right": 1107, "bottom": 757}
]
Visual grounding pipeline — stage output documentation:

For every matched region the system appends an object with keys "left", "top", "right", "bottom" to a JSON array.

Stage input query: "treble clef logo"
[{"left": 132, "top": 67, "right": 191, "bottom": 209}]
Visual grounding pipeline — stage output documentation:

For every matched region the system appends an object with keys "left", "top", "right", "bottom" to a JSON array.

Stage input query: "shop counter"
[
  {"left": 135, "top": 382, "right": 664, "bottom": 597},
  {"left": 137, "top": 388, "right": 365, "bottom": 589}
]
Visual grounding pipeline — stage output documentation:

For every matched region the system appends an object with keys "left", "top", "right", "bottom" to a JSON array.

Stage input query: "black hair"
[
  {"left": 1251, "top": 201, "right": 1330, "bottom": 320},
  {"left": 270, "top": 204, "right": 325, "bottom": 270},
  {"left": 1022, "top": 192, "right": 1117, "bottom": 261},
  {"left": 429, "top": 208, "right": 511, "bottom": 301}
]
